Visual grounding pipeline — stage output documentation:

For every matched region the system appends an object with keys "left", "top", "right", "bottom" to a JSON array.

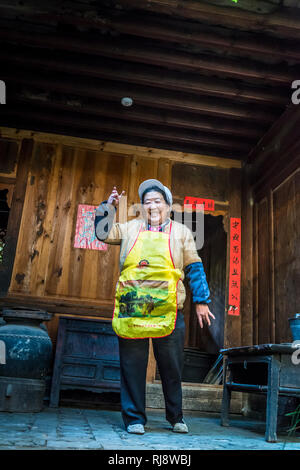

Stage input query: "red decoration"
[
  {"left": 74, "top": 204, "right": 107, "bottom": 251},
  {"left": 228, "top": 218, "right": 241, "bottom": 316},
  {"left": 184, "top": 196, "right": 215, "bottom": 211}
]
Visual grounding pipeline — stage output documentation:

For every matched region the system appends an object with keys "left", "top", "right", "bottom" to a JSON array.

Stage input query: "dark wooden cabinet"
[{"left": 49, "top": 316, "right": 120, "bottom": 407}]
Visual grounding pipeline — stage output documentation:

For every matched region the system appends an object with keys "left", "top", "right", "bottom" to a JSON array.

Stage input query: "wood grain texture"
[
  {"left": 272, "top": 170, "right": 299, "bottom": 343},
  {"left": 7, "top": 139, "right": 165, "bottom": 318},
  {"left": 254, "top": 197, "right": 271, "bottom": 344},
  {"left": 172, "top": 163, "right": 230, "bottom": 203},
  {"left": 253, "top": 167, "right": 299, "bottom": 345},
  {"left": 223, "top": 168, "right": 242, "bottom": 348},
  {"left": 240, "top": 164, "right": 254, "bottom": 346},
  {"left": 0, "top": 127, "right": 242, "bottom": 169}
]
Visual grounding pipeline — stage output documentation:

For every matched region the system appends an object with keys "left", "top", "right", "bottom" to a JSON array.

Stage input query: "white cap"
[{"left": 138, "top": 179, "right": 172, "bottom": 206}]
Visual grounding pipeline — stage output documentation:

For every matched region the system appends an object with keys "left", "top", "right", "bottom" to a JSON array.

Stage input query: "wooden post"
[
  {"left": 224, "top": 168, "right": 242, "bottom": 348},
  {"left": 241, "top": 163, "right": 254, "bottom": 346},
  {"left": 265, "top": 357, "right": 280, "bottom": 442}
]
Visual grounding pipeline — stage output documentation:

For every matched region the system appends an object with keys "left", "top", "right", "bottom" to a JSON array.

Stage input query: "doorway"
[
  {"left": 155, "top": 211, "right": 227, "bottom": 384},
  {"left": 0, "top": 188, "right": 11, "bottom": 264},
  {"left": 184, "top": 213, "right": 226, "bottom": 355}
]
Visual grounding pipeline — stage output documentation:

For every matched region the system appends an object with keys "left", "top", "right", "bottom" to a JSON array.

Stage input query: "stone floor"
[{"left": 0, "top": 405, "right": 299, "bottom": 451}]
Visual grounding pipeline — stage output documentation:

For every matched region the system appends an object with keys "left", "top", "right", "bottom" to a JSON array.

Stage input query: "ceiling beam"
[
  {"left": 0, "top": 126, "right": 243, "bottom": 168},
  {"left": 0, "top": 47, "right": 288, "bottom": 106},
  {"left": 113, "top": 0, "right": 300, "bottom": 39},
  {"left": 22, "top": 9, "right": 300, "bottom": 62},
  {"left": 2, "top": 69, "right": 279, "bottom": 123},
  {"left": 0, "top": 28, "right": 297, "bottom": 86},
  {"left": 11, "top": 92, "right": 264, "bottom": 140},
  {"left": 1, "top": 104, "right": 253, "bottom": 152},
  {"left": 0, "top": 114, "right": 245, "bottom": 160}
]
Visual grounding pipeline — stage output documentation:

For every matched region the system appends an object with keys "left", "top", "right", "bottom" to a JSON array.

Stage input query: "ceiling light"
[{"left": 121, "top": 97, "right": 133, "bottom": 107}]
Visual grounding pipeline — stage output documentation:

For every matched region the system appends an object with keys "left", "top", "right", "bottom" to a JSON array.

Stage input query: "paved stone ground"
[{"left": 0, "top": 406, "right": 299, "bottom": 451}]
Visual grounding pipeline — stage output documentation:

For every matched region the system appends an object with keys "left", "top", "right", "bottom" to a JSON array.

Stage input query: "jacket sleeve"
[
  {"left": 94, "top": 201, "right": 123, "bottom": 245},
  {"left": 182, "top": 225, "right": 202, "bottom": 268},
  {"left": 184, "top": 262, "right": 211, "bottom": 304}
]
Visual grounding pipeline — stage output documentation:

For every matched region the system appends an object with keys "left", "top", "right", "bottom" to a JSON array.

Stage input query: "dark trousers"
[{"left": 117, "top": 311, "right": 185, "bottom": 428}]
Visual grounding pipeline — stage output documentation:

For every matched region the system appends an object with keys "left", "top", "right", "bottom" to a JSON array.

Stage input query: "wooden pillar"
[
  {"left": 241, "top": 163, "right": 254, "bottom": 346},
  {"left": 223, "top": 167, "right": 242, "bottom": 348}
]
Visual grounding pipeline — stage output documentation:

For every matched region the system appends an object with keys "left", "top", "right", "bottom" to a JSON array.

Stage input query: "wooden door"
[{"left": 254, "top": 169, "right": 300, "bottom": 344}]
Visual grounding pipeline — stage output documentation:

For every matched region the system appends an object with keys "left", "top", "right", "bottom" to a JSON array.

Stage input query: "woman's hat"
[{"left": 138, "top": 179, "right": 172, "bottom": 206}]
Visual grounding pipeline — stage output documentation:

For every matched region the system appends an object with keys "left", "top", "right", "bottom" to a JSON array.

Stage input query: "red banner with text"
[
  {"left": 184, "top": 196, "right": 215, "bottom": 211},
  {"left": 228, "top": 217, "right": 241, "bottom": 316}
]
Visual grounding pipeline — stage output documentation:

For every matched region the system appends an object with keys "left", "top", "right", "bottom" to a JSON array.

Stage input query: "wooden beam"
[
  {"left": 1, "top": 70, "right": 279, "bottom": 123},
  {"left": 114, "top": 0, "right": 300, "bottom": 39},
  {"left": 0, "top": 47, "right": 288, "bottom": 106},
  {"left": 12, "top": 93, "right": 265, "bottom": 139},
  {"left": 0, "top": 28, "right": 297, "bottom": 85},
  {"left": 2, "top": 105, "right": 253, "bottom": 152},
  {"left": 13, "top": 8, "right": 300, "bottom": 62},
  {"left": 0, "top": 293, "right": 115, "bottom": 317},
  {"left": 0, "top": 127, "right": 242, "bottom": 168},
  {"left": 0, "top": 114, "right": 250, "bottom": 159}
]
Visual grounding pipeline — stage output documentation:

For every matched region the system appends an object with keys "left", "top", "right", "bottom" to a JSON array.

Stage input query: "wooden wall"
[
  {"left": 0, "top": 129, "right": 243, "bottom": 384},
  {"left": 247, "top": 105, "right": 300, "bottom": 345},
  {"left": 253, "top": 169, "right": 300, "bottom": 344},
  {"left": 1, "top": 139, "right": 173, "bottom": 344}
]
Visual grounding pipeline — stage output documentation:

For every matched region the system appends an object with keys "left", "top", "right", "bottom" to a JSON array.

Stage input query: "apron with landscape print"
[{"left": 112, "top": 221, "right": 181, "bottom": 339}]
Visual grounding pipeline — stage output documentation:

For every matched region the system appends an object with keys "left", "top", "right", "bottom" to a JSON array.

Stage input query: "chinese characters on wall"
[
  {"left": 228, "top": 217, "right": 241, "bottom": 316},
  {"left": 184, "top": 196, "right": 215, "bottom": 211}
]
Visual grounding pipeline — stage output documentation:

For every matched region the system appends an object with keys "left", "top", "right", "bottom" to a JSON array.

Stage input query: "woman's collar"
[{"left": 144, "top": 217, "right": 171, "bottom": 231}]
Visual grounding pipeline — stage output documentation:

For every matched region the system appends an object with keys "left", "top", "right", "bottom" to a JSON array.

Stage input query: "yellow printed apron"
[{"left": 112, "top": 222, "right": 182, "bottom": 339}]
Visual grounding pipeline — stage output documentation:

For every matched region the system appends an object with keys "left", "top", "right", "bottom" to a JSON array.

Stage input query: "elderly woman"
[{"left": 95, "top": 179, "right": 214, "bottom": 435}]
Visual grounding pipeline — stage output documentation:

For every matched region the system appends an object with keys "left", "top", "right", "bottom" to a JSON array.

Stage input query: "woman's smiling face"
[{"left": 142, "top": 190, "right": 170, "bottom": 226}]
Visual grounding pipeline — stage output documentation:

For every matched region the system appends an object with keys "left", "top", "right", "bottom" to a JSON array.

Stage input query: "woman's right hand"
[{"left": 107, "top": 186, "right": 126, "bottom": 207}]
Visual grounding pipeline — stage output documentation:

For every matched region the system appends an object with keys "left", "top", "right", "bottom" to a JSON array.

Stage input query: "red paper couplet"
[
  {"left": 228, "top": 217, "right": 241, "bottom": 316},
  {"left": 184, "top": 196, "right": 215, "bottom": 211}
]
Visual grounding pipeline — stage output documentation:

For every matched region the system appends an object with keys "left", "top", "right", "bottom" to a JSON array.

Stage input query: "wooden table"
[{"left": 220, "top": 343, "right": 300, "bottom": 442}]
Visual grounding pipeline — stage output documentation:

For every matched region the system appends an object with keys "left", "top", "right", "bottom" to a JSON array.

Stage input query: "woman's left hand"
[{"left": 195, "top": 304, "right": 215, "bottom": 328}]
